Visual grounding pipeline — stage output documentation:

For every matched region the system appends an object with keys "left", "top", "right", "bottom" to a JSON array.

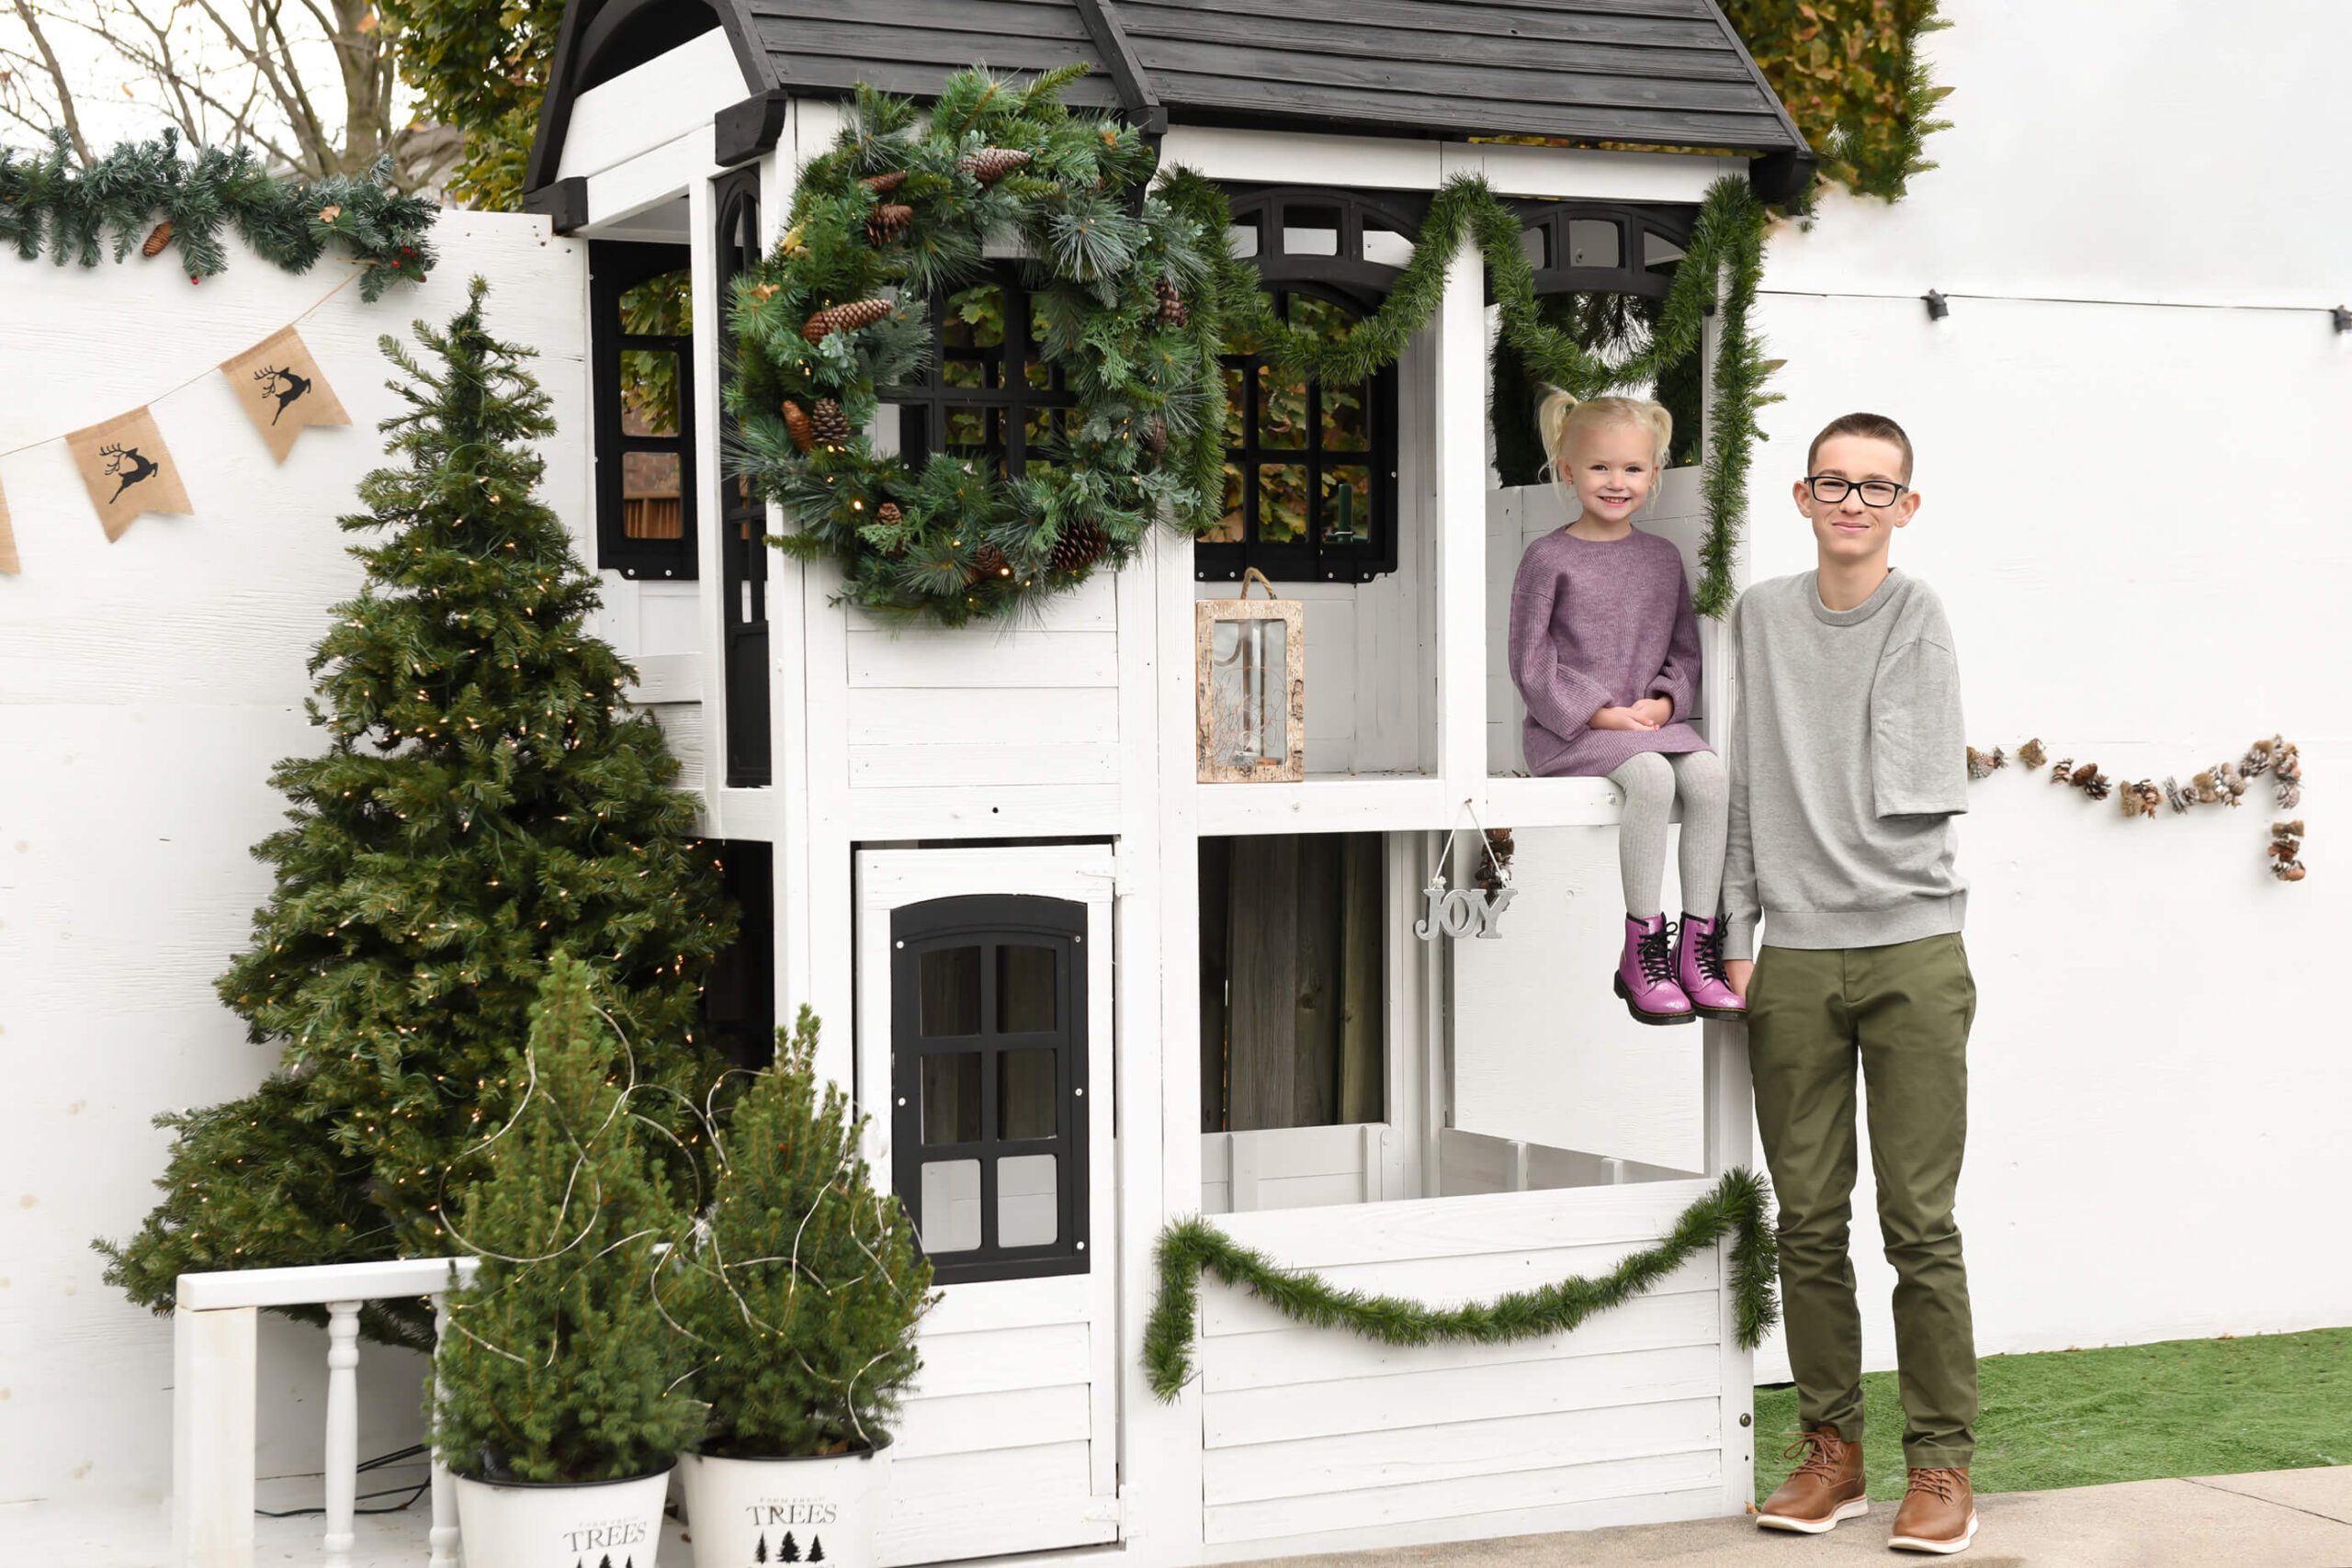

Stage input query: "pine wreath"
[{"left": 726, "top": 66, "right": 1222, "bottom": 626}]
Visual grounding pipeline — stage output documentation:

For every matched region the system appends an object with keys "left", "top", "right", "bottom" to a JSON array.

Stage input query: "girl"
[{"left": 1507, "top": 391, "right": 1742, "bottom": 1026}]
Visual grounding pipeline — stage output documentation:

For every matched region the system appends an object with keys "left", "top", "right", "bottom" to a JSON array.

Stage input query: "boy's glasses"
[{"left": 1804, "top": 475, "right": 1908, "bottom": 507}]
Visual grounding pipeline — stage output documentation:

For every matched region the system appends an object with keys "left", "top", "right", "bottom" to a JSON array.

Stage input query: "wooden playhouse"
[{"left": 520, "top": 1, "right": 1811, "bottom": 1561}]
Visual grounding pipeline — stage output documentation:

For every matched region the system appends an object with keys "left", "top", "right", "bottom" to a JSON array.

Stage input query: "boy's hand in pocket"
[{"left": 1724, "top": 959, "right": 1753, "bottom": 1000}]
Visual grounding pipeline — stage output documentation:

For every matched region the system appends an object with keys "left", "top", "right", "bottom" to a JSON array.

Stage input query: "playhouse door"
[{"left": 855, "top": 847, "right": 1121, "bottom": 1564}]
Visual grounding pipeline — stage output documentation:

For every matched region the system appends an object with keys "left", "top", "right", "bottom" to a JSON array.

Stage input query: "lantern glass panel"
[{"left": 1207, "top": 617, "right": 1292, "bottom": 768}]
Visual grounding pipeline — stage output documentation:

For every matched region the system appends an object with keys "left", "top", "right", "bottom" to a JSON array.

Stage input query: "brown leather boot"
[
  {"left": 1889, "top": 1466, "right": 1977, "bottom": 1553},
  {"left": 1756, "top": 1425, "right": 1867, "bottom": 1533}
]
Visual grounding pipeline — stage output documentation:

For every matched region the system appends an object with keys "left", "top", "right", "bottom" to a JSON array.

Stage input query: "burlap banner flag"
[
  {"left": 220, "top": 324, "right": 349, "bottom": 462},
  {"left": 0, "top": 479, "right": 18, "bottom": 574},
  {"left": 66, "top": 407, "right": 192, "bottom": 541}
]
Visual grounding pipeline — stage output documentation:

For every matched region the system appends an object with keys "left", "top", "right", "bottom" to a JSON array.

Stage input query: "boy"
[{"left": 1720, "top": 412, "right": 1979, "bottom": 1554}]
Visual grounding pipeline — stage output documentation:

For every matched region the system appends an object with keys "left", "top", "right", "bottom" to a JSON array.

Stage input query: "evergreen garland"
[
  {"left": 0, "top": 129, "right": 435, "bottom": 299},
  {"left": 1163, "top": 169, "right": 1775, "bottom": 617},
  {"left": 726, "top": 63, "right": 1775, "bottom": 625},
  {"left": 1143, "top": 1168, "right": 1778, "bottom": 1402},
  {"left": 96, "top": 279, "right": 731, "bottom": 1350},
  {"left": 728, "top": 67, "right": 1221, "bottom": 627}
]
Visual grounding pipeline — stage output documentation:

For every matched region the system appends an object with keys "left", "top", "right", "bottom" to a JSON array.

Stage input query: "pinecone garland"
[
  {"left": 1048, "top": 520, "right": 1109, "bottom": 575},
  {"left": 141, "top": 220, "right": 175, "bottom": 257},
  {"left": 867, "top": 203, "right": 913, "bottom": 246},
  {"left": 810, "top": 398, "right": 852, "bottom": 446},
  {"left": 959, "top": 148, "right": 1031, "bottom": 184},
  {"left": 862, "top": 170, "right": 907, "bottom": 195},
  {"left": 802, "top": 299, "right": 892, "bottom": 344},
  {"left": 1155, "top": 279, "right": 1187, "bottom": 327},
  {"left": 781, "top": 400, "right": 816, "bottom": 452}
]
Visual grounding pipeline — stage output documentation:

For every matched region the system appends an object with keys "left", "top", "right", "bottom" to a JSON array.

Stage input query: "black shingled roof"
[{"left": 527, "top": 0, "right": 1811, "bottom": 210}]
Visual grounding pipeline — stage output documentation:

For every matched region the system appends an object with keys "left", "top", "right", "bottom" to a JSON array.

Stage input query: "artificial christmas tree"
[{"left": 96, "top": 279, "right": 732, "bottom": 1349}]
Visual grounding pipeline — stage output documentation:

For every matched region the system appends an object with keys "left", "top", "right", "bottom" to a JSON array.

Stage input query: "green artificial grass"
[{"left": 1754, "top": 1328, "right": 2352, "bottom": 1505}]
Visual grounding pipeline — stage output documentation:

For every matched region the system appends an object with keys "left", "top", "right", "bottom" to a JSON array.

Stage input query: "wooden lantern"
[{"left": 1195, "top": 569, "right": 1305, "bottom": 783}]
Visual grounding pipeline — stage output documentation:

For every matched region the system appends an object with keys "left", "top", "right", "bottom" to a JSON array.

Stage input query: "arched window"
[{"left": 1199, "top": 187, "right": 1419, "bottom": 584}]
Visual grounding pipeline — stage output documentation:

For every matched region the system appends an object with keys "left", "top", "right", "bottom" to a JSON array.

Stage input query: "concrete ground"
[{"left": 1268, "top": 1468, "right": 2352, "bottom": 1568}]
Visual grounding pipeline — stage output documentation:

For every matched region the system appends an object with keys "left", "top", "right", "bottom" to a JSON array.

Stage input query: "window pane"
[
  {"left": 1567, "top": 219, "right": 1623, "bottom": 269},
  {"left": 1023, "top": 406, "right": 1071, "bottom": 452},
  {"left": 919, "top": 1159, "right": 982, "bottom": 1252},
  {"left": 1285, "top": 293, "right": 1357, "bottom": 343},
  {"left": 1256, "top": 366, "right": 1306, "bottom": 448},
  {"left": 1518, "top": 225, "right": 1548, "bottom": 271},
  {"left": 997, "top": 1154, "right": 1058, "bottom": 1247},
  {"left": 998, "top": 945, "right": 1057, "bottom": 1032},
  {"left": 1321, "top": 466, "right": 1372, "bottom": 546},
  {"left": 999, "top": 1047, "right": 1057, "bottom": 1140},
  {"left": 920, "top": 1052, "right": 982, "bottom": 1145},
  {"left": 1282, "top": 205, "right": 1340, "bottom": 256},
  {"left": 1222, "top": 363, "right": 1247, "bottom": 448},
  {"left": 621, "top": 452, "right": 682, "bottom": 540},
  {"left": 1320, "top": 382, "right": 1369, "bottom": 452},
  {"left": 1227, "top": 215, "right": 1261, "bottom": 259},
  {"left": 1644, "top": 230, "right": 1688, "bottom": 271},
  {"left": 1258, "top": 464, "right": 1307, "bottom": 543},
  {"left": 1025, "top": 297, "right": 1056, "bottom": 391},
  {"left": 1207, "top": 463, "right": 1246, "bottom": 543},
  {"left": 1362, "top": 220, "right": 1414, "bottom": 270},
  {"left": 942, "top": 284, "right": 1005, "bottom": 389},
  {"left": 920, "top": 946, "right": 981, "bottom": 1036},
  {"left": 619, "top": 348, "right": 679, "bottom": 436},
  {"left": 618, "top": 269, "right": 691, "bottom": 335},
  {"left": 945, "top": 406, "right": 997, "bottom": 457}
]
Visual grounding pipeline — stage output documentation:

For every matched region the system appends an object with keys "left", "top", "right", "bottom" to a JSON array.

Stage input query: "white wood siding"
[{"left": 1194, "top": 1181, "right": 1731, "bottom": 1554}]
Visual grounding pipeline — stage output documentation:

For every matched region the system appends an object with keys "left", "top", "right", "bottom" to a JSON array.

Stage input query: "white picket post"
[
  {"left": 428, "top": 1293, "right": 459, "bottom": 1568},
  {"left": 172, "top": 1304, "right": 258, "bottom": 1568},
  {"left": 321, "top": 1300, "right": 362, "bottom": 1568}
]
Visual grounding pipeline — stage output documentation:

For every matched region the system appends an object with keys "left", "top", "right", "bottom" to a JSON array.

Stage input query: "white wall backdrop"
[
  {"left": 0, "top": 211, "right": 586, "bottom": 1511},
  {"left": 1739, "top": 0, "right": 2352, "bottom": 1381}
]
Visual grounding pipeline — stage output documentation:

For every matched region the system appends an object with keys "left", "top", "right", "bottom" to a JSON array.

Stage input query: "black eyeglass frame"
[{"left": 1804, "top": 474, "right": 1910, "bottom": 507}]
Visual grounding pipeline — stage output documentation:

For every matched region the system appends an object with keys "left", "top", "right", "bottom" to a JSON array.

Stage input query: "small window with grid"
[
  {"left": 590, "top": 240, "right": 696, "bottom": 581},
  {"left": 885, "top": 265, "right": 1076, "bottom": 479}
]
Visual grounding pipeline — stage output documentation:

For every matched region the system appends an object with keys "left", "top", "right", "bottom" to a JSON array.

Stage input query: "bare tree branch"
[{"left": 7, "top": 0, "right": 87, "bottom": 161}]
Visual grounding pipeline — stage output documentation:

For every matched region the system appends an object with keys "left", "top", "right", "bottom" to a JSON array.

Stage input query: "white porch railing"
[{"left": 174, "top": 1257, "right": 477, "bottom": 1568}]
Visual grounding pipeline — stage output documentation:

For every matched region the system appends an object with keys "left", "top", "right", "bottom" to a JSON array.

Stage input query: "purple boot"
[
  {"left": 1613, "top": 913, "right": 1694, "bottom": 1025},
  {"left": 1676, "top": 912, "right": 1747, "bottom": 1021}
]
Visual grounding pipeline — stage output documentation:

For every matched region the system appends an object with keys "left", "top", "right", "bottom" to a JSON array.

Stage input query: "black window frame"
[
  {"left": 1510, "top": 198, "right": 1697, "bottom": 303},
  {"left": 1197, "top": 186, "right": 1420, "bottom": 585},
  {"left": 882, "top": 263, "right": 1075, "bottom": 479},
  {"left": 890, "top": 894, "right": 1090, "bottom": 1286},
  {"left": 712, "top": 169, "right": 770, "bottom": 784},
  {"left": 590, "top": 239, "right": 697, "bottom": 581}
]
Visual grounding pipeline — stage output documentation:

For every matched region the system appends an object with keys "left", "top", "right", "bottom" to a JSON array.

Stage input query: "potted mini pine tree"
[
  {"left": 431, "top": 953, "right": 703, "bottom": 1562},
  {"left": 668, "top": 1007, "right": 934, "bottom": 1568}
]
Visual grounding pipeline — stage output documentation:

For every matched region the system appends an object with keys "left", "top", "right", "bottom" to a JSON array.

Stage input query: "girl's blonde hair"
[{"left": 1536, "top": 389, "right": 1674, "bottom": 491}]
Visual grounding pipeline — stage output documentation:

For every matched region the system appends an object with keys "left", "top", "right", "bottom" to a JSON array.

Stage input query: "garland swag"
[
  {"left": 0, "top": 129, "right": 436, "bottom": 299},
  {"left": 1143, "top": 1167, "right": 1778, "bottom": 1402},
  {"left": 727, "top": 67, "right": 1776, "bottom": 626}
]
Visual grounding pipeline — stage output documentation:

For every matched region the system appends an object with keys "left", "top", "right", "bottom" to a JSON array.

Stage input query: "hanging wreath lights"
[{"left": 727, "top": 65, "right": 1780, "bottom": 627}]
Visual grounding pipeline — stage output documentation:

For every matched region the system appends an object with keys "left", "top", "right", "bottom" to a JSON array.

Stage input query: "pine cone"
[
  {"left": 810, "top": 398, "right": 852, "bottom": 446},
  {"left": 1156, "top": 279, "right": 1187, "bottom": 327},
  {"left": 802, "top": 299, "right": 892, "bottom": 344},
  {"left": 141, "top": 220, "right": 175, "bottom": 257},
  {"left": 867, "top": 203, "right": 913, "bottom": 246},
  {"left": 2018, "top": 738, "right": 2047, "bottom": 769},
  {"left": 781, "top": 400, "right": 816, "bottom": 452},
  {"left": 1048, "top": 520, "right": 1109, "bottom": 575},
  {"left": 2050, "top": 758, "right": 2075, "bottom": 784},
  {"left": 1965, "top": 746, "right": 1996, "bottom": 782},
  {"left": 862, "top": 170, "right": 907, "bottom": 195},
  {"left": 959, "top": 148, "right": 1031, "bottom": 184},
  {"left": 876, "top": 501, "right": 902, "bottom": 528},
  {"left": 967, "top": 543, "right": 1012, "bottom": 583},
  {"left": 1142, "top": 416, "right": 1168, "bottom": 457}
]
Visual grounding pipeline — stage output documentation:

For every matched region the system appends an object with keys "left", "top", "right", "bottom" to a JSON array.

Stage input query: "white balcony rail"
[{"left": 174, "top": 1257, "right": 478, "bottom": 1568}]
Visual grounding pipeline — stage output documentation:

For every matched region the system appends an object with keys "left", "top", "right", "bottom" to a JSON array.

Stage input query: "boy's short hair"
[{"left": 1807, "top": 412, "right": 1915, "bottom": 482}]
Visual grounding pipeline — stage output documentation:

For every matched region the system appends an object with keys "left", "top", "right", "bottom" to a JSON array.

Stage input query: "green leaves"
[{"left": 1145, "top": 1168, "right": 1779, "bottom": 1402}]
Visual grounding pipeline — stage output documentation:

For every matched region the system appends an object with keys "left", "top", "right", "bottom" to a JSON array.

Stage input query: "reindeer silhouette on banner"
[
  {"left": 99, "top": 442, "right": 161, "bottom": 503},
  {"left": 254, "top": 362, "right": 312, "bottom": 424}
]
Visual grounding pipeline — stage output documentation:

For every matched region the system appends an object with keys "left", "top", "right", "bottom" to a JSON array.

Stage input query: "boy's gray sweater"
[{"left": 1721, "top": 568, "right": 1968, "bottom": 961}]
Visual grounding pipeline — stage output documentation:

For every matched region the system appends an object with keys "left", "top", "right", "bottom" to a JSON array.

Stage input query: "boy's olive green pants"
[{"left": 1747, "top": 931, "right": 1979, "bottom": 1468}]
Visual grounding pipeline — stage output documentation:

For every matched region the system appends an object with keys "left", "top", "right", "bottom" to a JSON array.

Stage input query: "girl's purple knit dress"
[{"left": 1508, "top": 526, "right": 1710, "bottom": 776}]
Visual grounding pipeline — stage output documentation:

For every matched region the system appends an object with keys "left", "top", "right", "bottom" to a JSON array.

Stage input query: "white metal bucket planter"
[
  {"left": 453, "top": 1462, "right": 673, "bottom": 1568},
  {"left": 680, "top": 1442, "right": 891, "bottom": 1568}
]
